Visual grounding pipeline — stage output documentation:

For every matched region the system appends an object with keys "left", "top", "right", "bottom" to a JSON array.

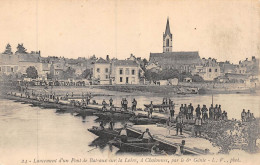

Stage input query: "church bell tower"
[{"left": 163, "top": 17, "right": 172, "bottom": 53}]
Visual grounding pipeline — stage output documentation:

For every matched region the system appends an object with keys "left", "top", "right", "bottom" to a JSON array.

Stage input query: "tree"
[
  {"left": 26, "top": 66, "right": 38, "bottom": 79},
  {"left": 63, "top": 67, "right": 75, "bottom": 79},
  {"left": 3, "top": 43, "right": 13, "bottom": 54},
  {"left": 192, "top": 74, "right": 204, "bottom": 82},
  {"left": 80, "top": 69, "right": 91, "bottom": 79},
  {"left": 140, "top": 58, "right": 149, "bottom": 71},
  {"left": 15, "top": 43, "right": 27, "bottom": 54},
  {"left": 47, "top": 73, "right": 53, "bottom": 80}
]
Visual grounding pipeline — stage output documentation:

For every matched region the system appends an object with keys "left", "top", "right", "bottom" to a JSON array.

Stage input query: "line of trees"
[{"left": 144, "top": 68, "right": 204, "bottom": 82}]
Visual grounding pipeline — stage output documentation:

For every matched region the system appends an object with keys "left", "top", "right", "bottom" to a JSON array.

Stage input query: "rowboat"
[
  {"left": 109, "top": 138, "right": 156, "bottom": 152},
  {"left": 88, "top": 126, "right": 121, "bottom": 139},
  {"left": 93, "top": 111, "right": 134, "bottom": 120},
  {"left": 129, "top": 116, "right": 166, "bottom": 125}
]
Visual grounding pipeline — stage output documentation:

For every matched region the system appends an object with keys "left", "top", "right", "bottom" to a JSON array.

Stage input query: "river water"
[{"left": 0, "top": 92, "right": 259, "bottom": 164}]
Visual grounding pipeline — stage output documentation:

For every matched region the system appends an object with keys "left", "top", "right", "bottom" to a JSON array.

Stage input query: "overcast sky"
[{"left": 0, "top": 0, "right": 259, "bottom": 63}]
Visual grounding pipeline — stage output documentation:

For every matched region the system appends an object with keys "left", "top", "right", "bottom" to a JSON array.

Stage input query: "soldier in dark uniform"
[
  {"left": 132, "top": 98, "right": 137, "bottom": 111},
  {"left": 184, "top": 104, "right": 188, "bottom": 119},
  {"left": 209, "top": 104, "right": 214, "bottom": 120},
  {"left": 201, "top": 105, "right": 208, "bottom": 121},
  {"left": 109, "top": 98, "right": 113, "bottom": 106},
  {"left": 214, "top": 104, "right": 218, "bottom": 120},
  {"left": 176, "top": 114, "right": 184, "bottom": 135},
  {"left": 195, "top": 104, "right": 201, "bottom": 118}
]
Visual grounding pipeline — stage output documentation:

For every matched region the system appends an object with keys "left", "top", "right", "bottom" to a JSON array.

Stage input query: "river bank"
[{"left": 1, "top": 88, "right": 260, "bottom": 155}]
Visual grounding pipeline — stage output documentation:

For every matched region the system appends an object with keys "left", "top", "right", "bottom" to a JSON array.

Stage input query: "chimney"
[{"left": 106, "top": 55, "right": 110, "bottom": 61}]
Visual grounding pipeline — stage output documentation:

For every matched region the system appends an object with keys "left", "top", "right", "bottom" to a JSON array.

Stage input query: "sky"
[{"left": 0, "top": 0, "right": 259, "bottom": 64}]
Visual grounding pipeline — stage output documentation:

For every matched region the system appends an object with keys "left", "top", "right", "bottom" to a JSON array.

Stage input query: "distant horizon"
[
  {"left": 0, "top": 0, "right": 259, "bottom": 64},
  {"left": 0, "top": 42, "right": 257, "bottom": 65}
]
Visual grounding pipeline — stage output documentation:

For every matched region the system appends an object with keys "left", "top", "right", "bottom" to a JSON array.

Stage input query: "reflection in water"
[
  {"left": 93, "top": 92, "right": 260, "bottom": 119},
  {"left": 89, "top": 137, "right": 110, "bottom": 149},
  {"left": 0, "top": 91, "right": 259, "bottom": 163}
]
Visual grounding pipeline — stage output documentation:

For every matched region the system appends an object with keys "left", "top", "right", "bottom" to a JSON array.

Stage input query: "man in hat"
[
  {"left": 109, "top": 98, "right": 113, "bottom": 107},
  {"left": 179, "top": 104, "right": 184, "bottom": 116},
  {"left": 195, "top": 104, "right": 201, "bottom": 118},
  {"left": 241, "top": 109, "right": 246, "bottom": 122},
  {"left": 187, "top": 103, "right": 194, "bottom": 120},
  {"left": 169, "top": 104, "right": 175, "bottom": 120},
  {"left": 194, "top": 116, "right": 203, "bottom": 137},
  {"left": 214, "top": 104, "right": 219, "bottom": 120},
  {"left": 201, "top": 105, "right": 208, "bottom": 121},
  {"left": 132, "top": 98, "right": 137, "bottom": 111},
  {"left": 209, "top": 104, "right": 214, "bottom": 120},
  {"left": 176, "top": 114, "right": 184, "bottom": 135},
  {"left": 184, "top": 104, "right": 188, "bottom": 119}
]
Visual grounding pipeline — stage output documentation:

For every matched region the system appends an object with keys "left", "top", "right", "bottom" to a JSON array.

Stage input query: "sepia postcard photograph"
[{"left": 0, "top": 0, "right": 260, "bottom": 165}]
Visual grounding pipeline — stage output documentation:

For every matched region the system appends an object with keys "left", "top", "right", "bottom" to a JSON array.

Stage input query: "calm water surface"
[{"left": 0, "top": 92, "right": 259, "bottom": 164}]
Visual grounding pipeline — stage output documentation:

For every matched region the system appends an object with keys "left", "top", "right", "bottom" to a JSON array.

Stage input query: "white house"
[
  {"left": 92, "top": 58, "right": 110, "bottom": 85},
  {"left": 192, "top": 58, "right": 221, "bottom": 81},
  {"left": 111, "top": 60, "right": 139, "bottom": 85}
]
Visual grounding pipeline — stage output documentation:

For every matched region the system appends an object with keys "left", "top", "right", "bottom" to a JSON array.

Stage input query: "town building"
[
  {"left": 0, "top": 44, "right": 47, "bottom": 78},
  {"left": 218, "top": 61, "right": 237, "bottom": 75},
  {"left": 145, "top": 62, "right": 162, "bottom": 73},
  {"left": 236, "top": 56, "right": 259, "bottom": 76},
  {"left": 110, "top": 60, "right": 140, "bottom": 85},
  {"left": 92, "top": 58, "right": 110, "bottom": 85},
  {"left": 192, "top": 58, "right": 221, "bottom": 81},
  {"left": 149, "top": 18, "right": 201, "bottom": 72}
]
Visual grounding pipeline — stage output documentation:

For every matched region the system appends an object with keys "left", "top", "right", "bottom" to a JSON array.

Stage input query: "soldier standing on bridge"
[
  {"left": 209, "top": 104, "right": 214, "bottom": 120},
  {"left": 109, "top": 98, "right": 113, "bottom": 106},
  {"left": 176, "top": 114, "right": 184, "bottom": 135},
  {"left": 132, "top": 98, "right": 137, "bottom": 111},
  {"left": 195, "top": 104, "right": 201, "bottom": 118}
]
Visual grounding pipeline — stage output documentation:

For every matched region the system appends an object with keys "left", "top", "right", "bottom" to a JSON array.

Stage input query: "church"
[{"left": 149, "top": 18, "right": 201, "bottom": 73}]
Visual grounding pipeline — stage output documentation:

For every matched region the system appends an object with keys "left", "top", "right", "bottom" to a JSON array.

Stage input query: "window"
[
  {"left": 215, "top": 69, "right": 218, "bottom": 72},
  {"left": 97, "top": 68, "right": 100, "bottom": 73},
  {"left": 120, "top": 77, "right": 123, "bottom": 82},
  {"left": 132, "top": 77, "right": 135, "bottom": 83},
  {"left": 209, "top": 68, "right": 212, "bottom": 72},
  {"left": 166, "top": 39, "right": 169, "bottom": 47},
  {"left": 105, "top": 68, "right": 108, "bottom": 73},
  {"left": 11, "top": 68, "right": 14, "bottom": 72},
  {"left": 98, "top": 75, "right": 100, "bottom": 79},
  {"left": 0, "top": 67, "right": 1, "bottom": 71},
  {"left": 105, "top": 75, "right": 109, "bottom": 79},
  {"left": 132, "top": 69, "right": 135, "bottom": 75},
  {"left": 119, "top": 68, "right": 123, "bottom": 75},
  {"left": 125, "top": 68, "right": 129, "bottom": 75}
]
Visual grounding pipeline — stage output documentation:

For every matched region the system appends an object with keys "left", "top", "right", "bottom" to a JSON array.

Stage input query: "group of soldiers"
[
  {"left": 241, "top": 109, "right": 255, "bottom": 122},
  {"left": 100, "top": 98, "right": 138, "bottom": 111},
  {"left": 175, "top": 103, "right": 228, "bottom": 121}
]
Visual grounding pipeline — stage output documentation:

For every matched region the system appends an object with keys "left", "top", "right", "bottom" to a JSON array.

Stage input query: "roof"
[
  {"left": 164, "top": 18, "right": 172, "bottom": 38},
  {"left": 225, "top": 73, "right": 248, "bottom": 79},
  {"left": 95, "top": 58, "right": 109, "bottom": 64},
  {"left": 149, "top": 52, "right": 201, "bottom": 65},
  {"left": 18, "top": 53, "right": 41, "bottom": 63},
  {"left": 113, "top": 60, "right": 139, "bottom": 67}
]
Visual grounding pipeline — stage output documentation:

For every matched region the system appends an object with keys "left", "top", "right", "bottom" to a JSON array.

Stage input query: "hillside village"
[{"left": 0, "top": 19, "right": 259, "bottom": 88}]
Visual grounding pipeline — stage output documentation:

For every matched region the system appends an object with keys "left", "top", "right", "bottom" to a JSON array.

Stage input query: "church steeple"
[
  {"left": 163, "top": 17, "right": 172, "bottom": 53},
  {"left": 165, "top": 17, "right": 171, "bottom": 36}
]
